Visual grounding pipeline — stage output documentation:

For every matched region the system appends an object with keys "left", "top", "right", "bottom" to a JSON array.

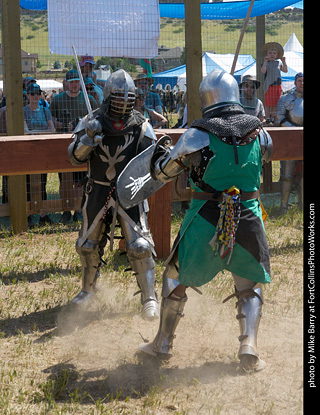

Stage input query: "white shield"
[{"left": 116, "top": 145, "right": 165, "bottom": 209}]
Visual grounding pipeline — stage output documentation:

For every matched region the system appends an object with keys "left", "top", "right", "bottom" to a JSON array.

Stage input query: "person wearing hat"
[
  {"left": 239, "top": 75, "right": 266, "bottom": 123},
  {"left": 24, "top": 83, "right": 55, "bottom": 226},
  {"left": 79, "top": 55, "right": 97, "bottom": 83},
  {"left": 261, "top": 42, "right": 288, "bottom": 124},
  {"left": 276, "top": 72, "right": 303, "bottom": 214},
  {"left": 49, "top": 69, "right": 98, "bottom": 223},
  {"left": 50, "top": 70, "right": 98, "bottom": 132},
  {"left": 134, "top": 73, "right": 163, "bottom": 115},
  {"left": 24, "top": 83, "right": 54, "bottom": 134},
  {"left": 83, "top": 77, "right": 103, "bottom": 106}
]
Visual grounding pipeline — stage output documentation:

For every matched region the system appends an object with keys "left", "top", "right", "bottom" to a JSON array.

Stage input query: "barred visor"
[{"left": 110, "top": 92, "right": 136, "bottom": 116}]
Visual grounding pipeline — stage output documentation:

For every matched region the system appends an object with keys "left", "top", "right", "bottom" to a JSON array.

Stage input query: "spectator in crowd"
[
  {"left": 276, "top": 72, "right": 303, "bottom": 214},
  {"left": 24, "top": 83, "right": 54, "bottom": 134},
  {"left": 134, "top": 88, "right": 168, "bottom": 128},
  {"left": 83, "top": 77, "right": 103, "bottom": 106},
  {"left": 24, "top": 82, "right": 55, "bottom": 226},
  {"left": 50, "top": 69, "right": 98, "bottom": 223},
  {"left": 79, "top": 55, "right": 97, "bottom": 83},
  {"left": 50, "top": 70, "right": 98, "bottom": 132},
  {"left": 239, "top": 75, "right": 266, "bottom": 123},
  {"left": 134, "top": 73, "right": 163, "bottom": 114},
  {"left": 261, "top": 42, "right": 288, "bottom": 124}
]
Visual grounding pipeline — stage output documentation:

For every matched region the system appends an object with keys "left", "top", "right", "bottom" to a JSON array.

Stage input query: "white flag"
[{"left": 48, "top": 0, "right": 160, "bottom": 58}]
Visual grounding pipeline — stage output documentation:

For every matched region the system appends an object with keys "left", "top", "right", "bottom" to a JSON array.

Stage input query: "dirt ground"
[{"left": 1, "top": 267, "right": 303, "bottom": 415}]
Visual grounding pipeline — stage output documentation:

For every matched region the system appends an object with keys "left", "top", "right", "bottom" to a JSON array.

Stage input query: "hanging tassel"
[{"left": 209, "top": 186, "right": 241, "bottom": 264}]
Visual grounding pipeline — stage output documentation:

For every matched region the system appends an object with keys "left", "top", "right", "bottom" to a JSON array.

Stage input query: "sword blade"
[{"left": 72, "top": 45, "right": 93, "bottom": 120}]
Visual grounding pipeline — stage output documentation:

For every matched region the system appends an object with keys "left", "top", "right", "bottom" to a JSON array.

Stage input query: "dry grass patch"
[{"left": 0, "top": 205, "right": 303, "bottom": 414}]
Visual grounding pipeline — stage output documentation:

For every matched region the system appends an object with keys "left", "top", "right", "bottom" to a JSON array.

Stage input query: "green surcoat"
[{"left": 175, "top": 132, "right": 271, "bottom": 287}]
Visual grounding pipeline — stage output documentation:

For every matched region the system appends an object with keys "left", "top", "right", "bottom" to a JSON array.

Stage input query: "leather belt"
[{"left": 192, "top": 190, "right": 260, "bottom": 202}]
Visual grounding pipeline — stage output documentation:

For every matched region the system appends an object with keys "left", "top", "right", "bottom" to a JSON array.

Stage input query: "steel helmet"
[
  {"left": 103, "top": 69, "right": 136, "bottom": 118},
  {"left": 199, "top": 69, "right": 241, "bottom": 115}
]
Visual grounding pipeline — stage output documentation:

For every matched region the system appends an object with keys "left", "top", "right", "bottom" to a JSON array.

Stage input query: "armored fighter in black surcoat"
[{"left": 67, "top": 69, "right": 159, "bottom": 319}]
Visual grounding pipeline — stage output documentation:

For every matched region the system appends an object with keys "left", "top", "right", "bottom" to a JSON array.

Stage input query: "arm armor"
[
  {"left": 144, "top": 120, "right": 158, "bottom": 143},
  {"left": 259, "top": 128, "right": 273, "bottom": 163},
  {"left": 67, "top": 116, "right": 98, "bottom": 166},
  {"left": 151, "top": 128, "right": 210, "bottom": 183}
]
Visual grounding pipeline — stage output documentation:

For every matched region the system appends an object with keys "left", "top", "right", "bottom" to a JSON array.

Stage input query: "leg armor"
[
  {"left": 280, "top": 160, "right": 295, "bottom": 214},
  {"left": 139, "top": 260, "right": 186, "bottom": 357},
  {"left": 139, "top": 294, "right": 187, "bottom": 357},
  {"left": 119, "top": 215, "right": 159, "bottom": 320},
  {"left": 71, "top": 220, "right": 106, "bottom": 306},
  {"left": 225, "top": 276, "right": 266, "bottom": 371}
]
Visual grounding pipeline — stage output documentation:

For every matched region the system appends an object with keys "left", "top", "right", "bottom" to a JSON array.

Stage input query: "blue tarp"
[
  {"left": 159, "top": 1, "right": 303, "bottom": 20},
  {"left": 20, "top": 0, "right": 303, "bottom": 15},
  {"left": 20, "top": 0, "right": 47, "bottom": 10}
]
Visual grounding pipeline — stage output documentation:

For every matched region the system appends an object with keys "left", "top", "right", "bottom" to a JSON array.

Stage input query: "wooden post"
[
  {"left": 255, "top": 15, "right": 265, "bottom": 104},
  {"left": 230, "top": 0, "right": 255, "bottom": 75},
  {"left": 185, "top": 0, "right": 202, "bottom": 125},
  {"left": 255, "top": 15, "right": 271, "bottom": 191},
  {"left": 148, "top": 183, "right": 172, "bottom": 259},
  {"left": 1, "top": 0, "right": 27, "bottom": 233}
]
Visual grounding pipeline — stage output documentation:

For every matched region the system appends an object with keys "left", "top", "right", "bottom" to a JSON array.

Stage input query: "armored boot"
[
  {"left": 131, "top": 257, "right": 159, "bottom": 320},
  {"left": 139, "top": 294, "right": 187, "bottom": 357},
  {"left": 235, "top": 284, "right": 266, "bottom": 371},
  {"left": 71, "top": 239, "right": 101, "bottom": 306}
]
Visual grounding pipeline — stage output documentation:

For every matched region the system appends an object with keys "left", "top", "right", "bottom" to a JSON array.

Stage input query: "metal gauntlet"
[
  {"left": 150, "top": 135, "right": 186, "bottom": 183},
  {"left": 68, "top": 132, "right": 98, "bottom": 165}
]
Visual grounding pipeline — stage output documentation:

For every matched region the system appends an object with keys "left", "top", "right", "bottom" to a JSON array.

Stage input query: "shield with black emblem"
[{"left": 116, "top": 144, "right": 165, "bottom": 209}]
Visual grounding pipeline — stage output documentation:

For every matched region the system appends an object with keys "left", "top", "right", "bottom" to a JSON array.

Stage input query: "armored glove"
[
  {"left": 85, "top": 118, "right": 103, "bottom": 143},
  {"left": 150, "top": 135, "right": 172, "bottom": 180}
]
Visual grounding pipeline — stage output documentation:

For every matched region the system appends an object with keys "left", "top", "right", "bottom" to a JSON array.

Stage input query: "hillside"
[{"left": 0, "top": 7, "right": 303, "bottom": 72}]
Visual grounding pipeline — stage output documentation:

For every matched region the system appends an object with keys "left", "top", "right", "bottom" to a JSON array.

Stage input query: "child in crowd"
[{"left": 261, "top": 42, "right": 287, "bottom": 124}]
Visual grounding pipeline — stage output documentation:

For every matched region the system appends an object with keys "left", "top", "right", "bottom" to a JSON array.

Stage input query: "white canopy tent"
[
  {"left": 36, "top": 79, "right": 64, "bottom": 92},
  {"left": 0, "top": 79, "right": 64, "bottom": 92},
  {"left": 283, "top": 32, "right": 303, "bottom": 53},
  {"left": 152, "top": 52, "right": 255, "bottom": 91}
]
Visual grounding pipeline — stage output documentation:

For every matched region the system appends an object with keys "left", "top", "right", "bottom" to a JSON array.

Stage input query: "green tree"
[{"left": 53, "top": 60, "right": 61, "bottom": 69}]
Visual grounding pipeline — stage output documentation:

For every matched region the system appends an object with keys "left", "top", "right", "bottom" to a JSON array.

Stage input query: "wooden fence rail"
[{"left": 0, "top": 127, "right": 303, "bottom": 258}]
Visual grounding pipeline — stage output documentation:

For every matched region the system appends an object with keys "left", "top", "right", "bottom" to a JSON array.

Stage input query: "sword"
[{"left": 71, "top": 45, "right": 102, "bottom": 143}]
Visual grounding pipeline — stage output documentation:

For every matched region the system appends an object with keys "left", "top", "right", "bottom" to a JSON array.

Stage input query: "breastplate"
[{"left": 287, "top": 95, "right": 303, "bottom": 126}]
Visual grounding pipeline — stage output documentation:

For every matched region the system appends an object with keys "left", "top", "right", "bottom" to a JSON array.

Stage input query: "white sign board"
[{"left": 48, "top": 0, "right": 160, "bottom": 58}]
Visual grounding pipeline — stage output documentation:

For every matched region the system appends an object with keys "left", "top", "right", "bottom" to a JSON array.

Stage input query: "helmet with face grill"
[{"left": 103, "top": 69, "right": 136, "bottom": 118}]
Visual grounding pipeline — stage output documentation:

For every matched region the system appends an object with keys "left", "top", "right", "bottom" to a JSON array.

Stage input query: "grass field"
[{"left": 0, "top": 199, "right": 303, "bottom": 414}]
